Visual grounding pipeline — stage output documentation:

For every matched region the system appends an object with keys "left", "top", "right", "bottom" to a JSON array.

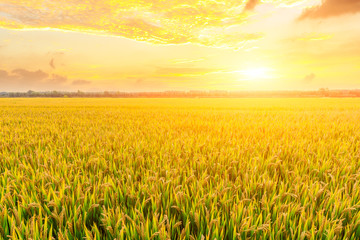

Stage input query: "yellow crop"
[{"left": 1, "top": 98, "right": 360, "bottom": 239}]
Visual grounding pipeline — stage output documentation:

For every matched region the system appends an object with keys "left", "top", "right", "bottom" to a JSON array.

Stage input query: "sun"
[{"left": 241, "top": 67, "right": 272, "bottom": 80}]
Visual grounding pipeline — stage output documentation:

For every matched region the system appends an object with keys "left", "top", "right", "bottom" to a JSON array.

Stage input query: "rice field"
[{"left": 1, "top": 98, "right": 360, "bottom": 239}]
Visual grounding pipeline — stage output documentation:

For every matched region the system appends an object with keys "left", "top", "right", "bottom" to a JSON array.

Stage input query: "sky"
[{"left": 0, "top": 0, "right": 359, "bottom": 92}]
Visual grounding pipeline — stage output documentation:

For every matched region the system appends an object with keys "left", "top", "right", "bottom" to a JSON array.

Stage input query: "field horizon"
[{"left": 2, "top": 88, "right": 360, "bottom": 98}]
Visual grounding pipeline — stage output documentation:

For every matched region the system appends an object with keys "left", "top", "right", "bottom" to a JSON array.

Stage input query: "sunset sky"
[{"left": 0, "top": 0, "right": 359, "bottom": 91}]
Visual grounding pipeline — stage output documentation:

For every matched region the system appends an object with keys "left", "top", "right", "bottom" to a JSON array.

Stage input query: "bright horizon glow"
[
  {"left": 240, "top": 67, "right": 274, "bottom": 80},
  {"left": 0, "top": 0, "right": 359, "bottom": 91}
]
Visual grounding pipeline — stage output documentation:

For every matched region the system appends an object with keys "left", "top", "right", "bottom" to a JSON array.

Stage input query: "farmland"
[{"left": 1, "top": 98, "right": 360, "bottom": 239}]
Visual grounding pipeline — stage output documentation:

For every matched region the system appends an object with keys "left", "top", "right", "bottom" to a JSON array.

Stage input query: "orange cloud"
[
  {"left": 48, "top": 74, "right": 67, "bottom": 84},
  {"left": 244, "top": 0, "right": 260, "bottom": 11},
  {"left": 11, "top": 69, "right": 48, "bottom": 82},
  {"left": 0, "top": 68, "right": 70, "bottom": 90},
  {"left": 299, "top": 0, "right": 360, "bottom": 19},
  {"left": 72, "top": 80, "right": 91, "bottom": 85}
]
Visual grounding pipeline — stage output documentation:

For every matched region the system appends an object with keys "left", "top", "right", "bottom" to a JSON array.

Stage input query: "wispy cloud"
[
  {"left": 169, "top": 58, "right": 206, "bottom": 64},
  {"left": 72, "top": 79, "right": 91, "bottom": 85},
  {"left": 0, "top": 0, "right": 273, "bottom": 48},
  {"left": 303, "top": 73, "right": 316, "bottom": 83},
  {"left": 49, "top": 58, "right": 55, "bottom": 69},
  {"left": 297, "top": 33, "right": 333, "bottom": 41}
]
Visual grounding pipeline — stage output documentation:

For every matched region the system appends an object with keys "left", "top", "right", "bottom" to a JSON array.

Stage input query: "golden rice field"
[{"left": 1, "top": 98, "right": 360, "bottom": 240}]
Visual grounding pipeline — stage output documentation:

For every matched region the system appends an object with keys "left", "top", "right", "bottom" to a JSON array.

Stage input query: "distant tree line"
[{"left": 1, "top": 89, "right": 360, "bottom": 98}]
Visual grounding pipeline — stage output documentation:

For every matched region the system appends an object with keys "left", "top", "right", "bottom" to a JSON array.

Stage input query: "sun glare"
[{"left": 241, "top": 67, "right": 273, "bottom": 80}]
